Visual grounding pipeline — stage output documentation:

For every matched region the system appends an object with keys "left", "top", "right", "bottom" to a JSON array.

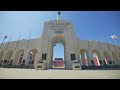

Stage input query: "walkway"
[{"left": 0, "top": 68, "right": 120, "bottom": 79}]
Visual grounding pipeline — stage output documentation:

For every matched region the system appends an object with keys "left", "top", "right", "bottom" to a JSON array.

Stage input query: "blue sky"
[{"left": 0, "top": 11, "right": 120, "bottom": 59}]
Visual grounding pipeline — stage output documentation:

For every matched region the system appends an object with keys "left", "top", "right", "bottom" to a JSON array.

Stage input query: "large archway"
[
  {"left": 53, "top": 44, "right": 65, "bottom": 68},
  {"left": 28, "top": 49, "right": 38, "bottom": 65},
  {"left": 79, "top": 49, "right": 89, "bottom": 66},
  {"left": 14, "top": 49, "right": 24, "bottom": 65},
  {"left": 92, "top": 49, "right": 101, "bottom": 66},
  {"left": 50, "top": 35, "right": 65, "bottom": 69}
]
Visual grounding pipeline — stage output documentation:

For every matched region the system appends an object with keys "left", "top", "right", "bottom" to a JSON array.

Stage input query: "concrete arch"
[
  {"left": 49, "top": 35, "right": 65, "bottom": 68},
  {"left": 92, "top": 49, "right": 101, "bottom": 66},
  {"left": 28, "top": 48, "right": 38, "bottom": 65},
  {"left": 0, "top": 50, "right": 4, "bottom": 60},
  {"left": 14, "top": 49, "right": 24, "bottom": 65},
  {"left": 51, "top": 35, "right": 65, "bottom": 45},
  {"left": 79, "top": 49, "right": 89, "bottom": 66}
]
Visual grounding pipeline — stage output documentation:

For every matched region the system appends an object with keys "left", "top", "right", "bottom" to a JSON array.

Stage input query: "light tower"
[{"left": 57, "top": 11, "right": 61, "bottom": 20}]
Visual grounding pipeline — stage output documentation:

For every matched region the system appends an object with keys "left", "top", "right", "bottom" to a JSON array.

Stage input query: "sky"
[{"left": 0, "top": 11, "right": 120, "bottom": 59}]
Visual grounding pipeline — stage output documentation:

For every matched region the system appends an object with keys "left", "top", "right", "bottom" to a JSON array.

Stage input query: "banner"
[
  {"left": 93, "top": 53, "right": 98, "bottom": 66},
  {"left": 84, "top": 52, "right": 88, "bottom": 66},
  {"left": 52, "top": 60, "right": 64, "bottom": 67}
]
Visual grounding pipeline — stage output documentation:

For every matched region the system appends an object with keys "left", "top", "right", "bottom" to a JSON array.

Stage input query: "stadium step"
[{"left": 48, "top": 68, "right": 66, "bottom": 70}]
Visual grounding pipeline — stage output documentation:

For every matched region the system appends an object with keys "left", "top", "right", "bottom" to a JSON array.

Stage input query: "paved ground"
[{"left": 0, "top": 68, "right": 120, "bottom": 79}]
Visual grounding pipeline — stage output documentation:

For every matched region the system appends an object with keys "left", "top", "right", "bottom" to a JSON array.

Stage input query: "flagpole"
[
  {"left": 104, "top": 35, "right": 110, "bottom": 51},
  {"left": 98, "top": 40, "right": 101, "bottom": 50},
  {"left": 15, "top": 32, "right": 21, "bottom": 50},
  {"left": 6, "top": 33, "right": 13, "bottom": 50},
  {"left": 88, "top": 40, "right": 90, "bottom": 49},
  {"left": 0, "top": 35, "right": 7, "bottom": 49},
  {"left": 26, "top": 32, "right": 31, "bottom": 49}
]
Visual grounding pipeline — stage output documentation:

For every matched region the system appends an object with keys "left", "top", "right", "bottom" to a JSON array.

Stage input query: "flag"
[
  {"left": 93, "top": 53, "right": 98, "bottom": 66},
  {"left": 111, "top": 35, "right": 118, "bottom": 52},
  {"left": 111, "top": 35, "right": 118, "bottom": 40},
  {"left": 93, "top": 53, "right": 100, "bottom": 66},
  {"left": 84, "top": 52, "right": 88, "bottom": 66}
]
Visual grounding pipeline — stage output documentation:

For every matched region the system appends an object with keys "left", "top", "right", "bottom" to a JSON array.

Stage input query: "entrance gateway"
[{"left": 36, "top": 12, "right": 81, "bottom": 70}]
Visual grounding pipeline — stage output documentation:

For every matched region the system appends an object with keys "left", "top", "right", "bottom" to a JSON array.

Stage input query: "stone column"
[
  {"left": 11, "top": 50, "right": 17, "bottom": 65},
  {"left": 108, "top": 52, "right": 114, "bottom": 65},
  {"left": 65, "top": 45, "right": 70, "bottom": 69},
  {"left": 34, "top": 51, "right": 41, "bottom": 68},
  {"left": 99, "top": 50, "right": 104, "bottom": 66}
]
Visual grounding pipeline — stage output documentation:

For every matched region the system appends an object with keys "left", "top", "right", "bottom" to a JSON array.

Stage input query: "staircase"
[{"left": 48, "top": 68, "right": 66, "bottom": 70}]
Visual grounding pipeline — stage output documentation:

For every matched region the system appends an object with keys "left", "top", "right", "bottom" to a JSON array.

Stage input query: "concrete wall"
[
  {"left": 0, "top": 37, "right": 120, "bottom": 68},
  {"left": 0, "top": 20, "right": 120, "bottom": 70},
  {"left": 77, "top": 40, "right": 120, "bottom": 66}
]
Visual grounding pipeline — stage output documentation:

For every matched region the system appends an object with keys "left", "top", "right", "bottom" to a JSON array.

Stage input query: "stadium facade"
[{"left": 0, "top": 12, "right": 120, "bottom": 70}]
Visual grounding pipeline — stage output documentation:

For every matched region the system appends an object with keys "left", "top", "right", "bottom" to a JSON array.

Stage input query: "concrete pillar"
[
  {"left": 10, "top": 50, "right": 17, "bottom": 65},
  {"left": 65, "top": 44, "right": 72, "bottom": 70},
  {"left": 99, "top": 50, "right": 106, "bottom": 66},
  {"left": 109, "top": 52, "right": 116, "bottom": 65},
  {"left": 34, "top": 51, "right": 41, "bottom": 68}
]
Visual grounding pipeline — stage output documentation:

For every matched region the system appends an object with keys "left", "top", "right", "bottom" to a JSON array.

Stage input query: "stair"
[{"left": 48, "top": 68, "right": 66, "bottom": 70}]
